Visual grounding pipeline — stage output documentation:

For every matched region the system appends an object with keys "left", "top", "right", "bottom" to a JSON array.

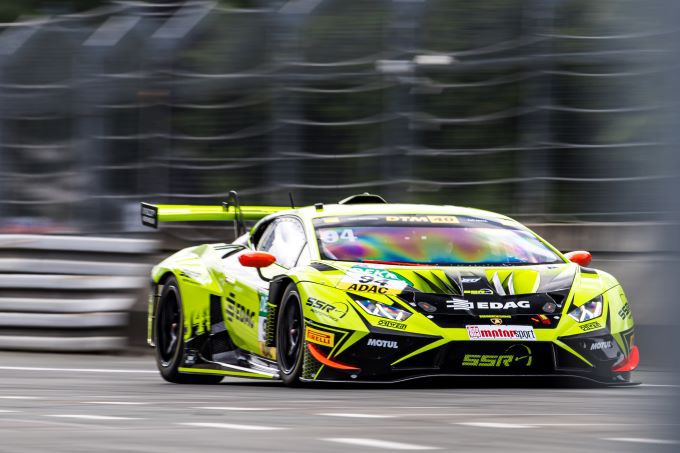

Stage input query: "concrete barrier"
[{"left": 0, "top": 234, "right": 158, "bottom": 352}]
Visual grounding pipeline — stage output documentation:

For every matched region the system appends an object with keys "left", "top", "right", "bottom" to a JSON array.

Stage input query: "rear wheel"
[
  {"left": 276, "top": 283, "right": 305, "bottom": 386},
  {"left": 154, "top": 276, "right": 222, "bottom": 384}
]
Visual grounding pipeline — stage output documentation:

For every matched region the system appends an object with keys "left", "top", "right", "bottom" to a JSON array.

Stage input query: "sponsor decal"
[
  {"left": 385, "top": 215, "right": 459, "bottom": 224},
  {"left": 618, "top": 303, "right": 631, "bottom": 320},
  {"left": 257, "top": 291, "right": 268, "bottom": 342},
  {"left": 342, "top": 283, "right": 394, "bottom": 295},
  {"left": 306, "top": 297, "right": 349, "bottom": 321},
  {"left": 377, "top": 319, "right": 407, "bottom": 330},
  {"left": 446, "top": 299, "right": 530, "bottom": 311},
  {"left": 479, "top": 314, "right": 511, "bottom": 319},
  {"left": 461, "top": 277, "right": 481, "bottom": 283},
  {"left": 463, "top": 289, "right": 494, "bottom": 295},
  {"left": 490, "top": 318, "right": 503, "bottom": 325},
  {"left": 590, "top": 340, "right": 612, "bottom": 350},
  {"left": 337, "top": 265, "right": 409, "bottom": 295},
  {"left": 580, "top": 321, "right": 602, "bottom": 332},
  {"left": 367, "top": 338, "right": 398, "bottom": 349},
  {"left": 466, "top": 325, "right": 537, "bottom": 341},
  {"left": 305, "top": 327, "right": 334, "bottom": 347},
  {"left": 225, "top": 294, "right": 255, "bottom": 329},
  {"left": 462, "top": 345, "right": 532, "bottom": 367}
]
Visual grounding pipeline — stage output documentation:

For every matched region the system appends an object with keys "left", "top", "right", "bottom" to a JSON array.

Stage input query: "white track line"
[
  {"left": 322, "top": 438, "right": 439, "bottom": 450},
  {"left": 194, "top": 406, "right": 273, "bottom": 411},
  {"left": 604, "top": 437, "right": 680, "bottom": 445},
  {"left": 45, "top": 415, "right": 141, "bottom": 421},
  {"left": 0, "top": 396, "right": 39, "bottom": 400},
  {"left": 179, "top": 422, "right": 286, "bottom": 431},
  {"left": 458, "top": 422, "right": 637, "bottom": 429},
  {"left": 457, "top": 422, "right": 534, "bottom": 429},
  {"left": 318, "top": 413, "right": 398, "bottom": 419},
  {"left": 0, "top": 410, "right": 18, "bottom": 413},
  {"left": 84, "top": 401, "right": 149, "bottom": 406},
  {"left": 0, "top": 366, "right": 155, "bottom": 374}
]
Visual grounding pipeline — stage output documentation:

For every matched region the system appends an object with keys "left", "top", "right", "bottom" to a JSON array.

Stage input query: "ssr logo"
[
  {"left": 367, "top": 338, "right": 398, "bottom": 349},
  {"left": 618, "top": 303, "right": 631, "bottom": 320},
  {"left": 377, "top": 319, "right": 407, "bottom": 330},
  {"left": 462, "top": 345, "right": 532, "bottom": 367},
  {"left": 306, "top": 298, "right": 348, "bottom": 321}
]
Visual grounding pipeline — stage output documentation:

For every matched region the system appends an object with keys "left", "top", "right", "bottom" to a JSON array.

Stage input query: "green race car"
[{"left": 142, "top": 193, "right": 638, "bottom": 386}]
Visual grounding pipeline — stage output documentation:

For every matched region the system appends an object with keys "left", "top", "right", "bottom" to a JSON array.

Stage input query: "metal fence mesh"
[{"left": 0, "top": 0, "right": 671, "bottom": 233}]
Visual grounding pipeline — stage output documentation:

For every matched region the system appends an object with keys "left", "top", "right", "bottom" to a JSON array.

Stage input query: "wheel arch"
[
  {"left": 148, "top": 271, "right": 180, "bottom": 348},
  {"left": 265, "top": 275, "right": 296, "bottom": 347}
]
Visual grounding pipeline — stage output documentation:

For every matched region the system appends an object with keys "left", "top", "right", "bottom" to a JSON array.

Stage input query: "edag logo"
[{"left": 466, "top": 325, "right": 536, "bottom": 341}]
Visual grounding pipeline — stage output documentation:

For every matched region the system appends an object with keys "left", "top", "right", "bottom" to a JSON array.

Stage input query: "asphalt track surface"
[{"left": 0, "top": 352, "right": 676, "bottom": 453}]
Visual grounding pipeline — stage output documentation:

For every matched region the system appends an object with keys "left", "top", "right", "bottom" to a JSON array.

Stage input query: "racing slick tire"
[
  {"left": 276, "top": 283, "right": 305, "bottom": 387},
  {"left": 154, "top": 276, "right": 223, "bottom": 384}
]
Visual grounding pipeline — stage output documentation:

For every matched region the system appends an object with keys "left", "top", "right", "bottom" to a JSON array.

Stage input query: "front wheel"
[
  {"left": 276, "top": 283, "right": 305, "bottom": 386},
  {"left": 154, "top": 276, "right": 223, "bottom": 384}
]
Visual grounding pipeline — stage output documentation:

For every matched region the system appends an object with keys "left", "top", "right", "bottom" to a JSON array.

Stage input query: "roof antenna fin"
[{"left": 288, "top": 192, "right": 295, "bottom": 209}]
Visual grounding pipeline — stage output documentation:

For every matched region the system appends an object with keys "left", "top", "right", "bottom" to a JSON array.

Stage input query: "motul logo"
[{"left": 367, "top": 338, "right": 398, "bottom": 349}]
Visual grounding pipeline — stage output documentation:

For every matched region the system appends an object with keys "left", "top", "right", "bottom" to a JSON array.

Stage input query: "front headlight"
[
  {"left": 355, "top": 299, "right": 412, "bottom": 321},
  {"left": 568, "top": 295, "right": 603, "bottom": 322}
]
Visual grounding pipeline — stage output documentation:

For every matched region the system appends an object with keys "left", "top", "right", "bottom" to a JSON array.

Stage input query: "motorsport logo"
[
  {"left": 466, "top": 325, "right": 536, "bottom": 341},
  {"left": 447, "top": 298, "right": 530, "bottom": 311}
]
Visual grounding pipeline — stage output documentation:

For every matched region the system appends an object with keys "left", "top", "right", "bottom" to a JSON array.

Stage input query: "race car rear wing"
[{"left": 140, "top": 203, "right": 285, "bottom": 228}]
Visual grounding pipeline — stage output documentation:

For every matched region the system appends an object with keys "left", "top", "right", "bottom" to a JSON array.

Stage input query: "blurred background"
[
  {"left": 1, "top": 1, "right": 679, "bottom": 451},
  {"left": 0, "top": 0, "right": 677, "bottom": 359}
]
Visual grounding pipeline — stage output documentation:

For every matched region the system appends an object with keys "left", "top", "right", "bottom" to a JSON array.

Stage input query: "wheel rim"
[
  {"left": 158, "top": 291, "right": 180, "bottom": 365},
  {"left": 279, "top": 294, "right": 302, "bottom": 374}
]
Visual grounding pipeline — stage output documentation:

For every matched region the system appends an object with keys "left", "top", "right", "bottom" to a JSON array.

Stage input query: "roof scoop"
[{"left": 338, "top": 193, "right": 387, "bottom": 205}]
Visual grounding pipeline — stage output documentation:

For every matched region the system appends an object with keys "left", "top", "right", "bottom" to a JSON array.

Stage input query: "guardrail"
[{"left": 0, "top": 235, "right": 157, "bottom": 352}]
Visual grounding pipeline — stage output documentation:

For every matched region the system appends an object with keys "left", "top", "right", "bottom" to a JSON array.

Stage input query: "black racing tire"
[
  {"left": 154, "top": 276, "right": 223, "bottom": 384},
  {"left": 276, "top": 283, "right": 305, "bottom": 387}
]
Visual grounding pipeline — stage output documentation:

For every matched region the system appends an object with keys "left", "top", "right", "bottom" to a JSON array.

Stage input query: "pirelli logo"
[{"left": 305, "top": 327, "right": 334, "bottom": 347}]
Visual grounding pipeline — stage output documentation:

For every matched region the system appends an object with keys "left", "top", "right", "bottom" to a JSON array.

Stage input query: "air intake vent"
[{"left": 338, "top": 193, "right": 387, "bottom": 205}]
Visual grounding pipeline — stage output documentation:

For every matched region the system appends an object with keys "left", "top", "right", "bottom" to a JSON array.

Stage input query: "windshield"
[{"left": 313, "top": 215, "right": 562, "bottom": 265}]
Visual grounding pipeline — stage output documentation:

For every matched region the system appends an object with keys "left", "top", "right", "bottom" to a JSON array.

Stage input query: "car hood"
[{"left": 307, "top": 261, "right": 581, "bottom": 297}]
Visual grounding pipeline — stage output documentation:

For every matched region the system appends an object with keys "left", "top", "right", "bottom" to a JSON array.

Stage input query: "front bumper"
[{"left": 302, "top": 327, "right": 636, "bottom": 385}]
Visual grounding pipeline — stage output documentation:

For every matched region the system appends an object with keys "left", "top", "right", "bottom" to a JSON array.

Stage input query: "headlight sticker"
[
  {"left": 337, "top": 265, "right": 409, "bottom": 295},
  {"left": 568, "top": 295, "right": 603, "bottom": 323}
]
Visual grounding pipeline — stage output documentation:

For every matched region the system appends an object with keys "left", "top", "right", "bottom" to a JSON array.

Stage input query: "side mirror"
[
  {"left": 564, "top": 250, "right": 592, "bottom": 267},
  {"left": 239, "top": 251, "right": 276, "bottom": 268}
]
